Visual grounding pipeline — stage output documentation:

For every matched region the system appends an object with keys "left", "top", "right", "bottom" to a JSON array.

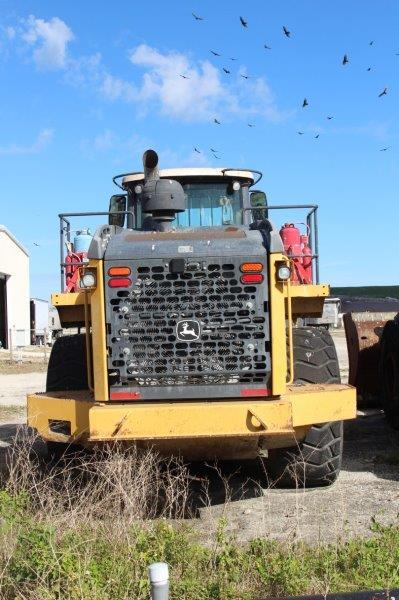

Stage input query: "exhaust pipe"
[
  {"left": 141, "top": 148, "right": 185, "bottom": 231},
  {"left": 143, "top": 149, "right": 159, "bottom": 182}
]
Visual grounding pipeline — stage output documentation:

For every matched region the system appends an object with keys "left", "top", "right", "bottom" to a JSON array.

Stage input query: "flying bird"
[
  {"left": 327, "top": 115, "right": 334, "bottom": 120},
  {"left": 33, "top": 242, "right": 40, "bottom": 247},
  {"left": 222, "top": 67, "right": 231, "bottom": 74},
  {"left": 210, "top": 148, "right": 219, "bottom": 153},
  {"left": 194, "top": 147, "right": 201, "bottom": 154},
  {"left": 214, "top": 118, "right": 221, "bottom": 124},
  {"left": 240, "top": 16, "right": 248, "bottom": 27},
  {"left": 283, "top": 26, "right": 291, "bottom": 37},
  {"left": 366, "top": 67, "right": 371, "bottom": 71},
  {"left": 264, "top": 44, "right": 272, "bottom": 50},
  {"left": 314, "top": 134, "right": 320, "bottom": 139},
  {"left": 379, "top": 147, "right": 390, "bottom": 151},
  {"left": 229, "top": 57, "right": 237, "bottom": 61},
  {"left": 342, "top": 54, "right": 349, "bottom": 65},
  {"left": 302, "top": 98, "right": 309, "bottom": 108},
  {"left": 369, "top": 40, "right": 374, "bottom": 45},
  {"left": 297, "top": 131, "right": 305, "bottom": 135},
  {"left": 192, "top": 12, "right": 203, "bottom": 21},
  {"left": 212, "top": 153, "right": 221, "bottom": 159},
  {"left": 247, "top": 123, "right": 254, "bottom": 127},
  {"left": 180, "top": 74, "right": 190, "bottom": 79},
  {"left": 240, "top": 74, "right": 250, "bottom": 79},
  {"left": 378, "top": 87, "right": 388, "bottom": 97},
  {"left": 210, "top": 50, "right": 221, "bottom": 57}
]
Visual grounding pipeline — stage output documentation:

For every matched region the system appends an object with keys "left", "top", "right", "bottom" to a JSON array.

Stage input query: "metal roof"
[
  {"left": 0, "top": 224, "right": 29, "bottom": 257},
  {"left": 122, "top": 168, "right": 255, "bottom": 187}
]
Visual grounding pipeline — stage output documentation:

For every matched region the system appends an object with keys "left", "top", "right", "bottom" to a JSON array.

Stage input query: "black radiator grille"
[{"left": 106, "top": 258, "right": 270, "bottom": 393}]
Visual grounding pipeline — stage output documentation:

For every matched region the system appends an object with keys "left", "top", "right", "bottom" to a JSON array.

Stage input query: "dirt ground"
[{"left": 0, "top": 330, "right": 398, "bottom": 545}]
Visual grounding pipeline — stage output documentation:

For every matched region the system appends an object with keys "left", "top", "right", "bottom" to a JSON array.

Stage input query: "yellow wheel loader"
[{"left": 27, "top": 150, "right": 356, "bottom": 487}]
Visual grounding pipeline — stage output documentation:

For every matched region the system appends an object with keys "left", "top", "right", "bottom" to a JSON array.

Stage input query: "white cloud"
[
  {"left": 22, "top": 15, "right": 73, "bottom": 70},
  {"left": 128, "top": 44, "right": 225, "bottom": 121},
  {"left": 0, "top": 129, "right": 54, "bottom": 155},
  {"left": 99, "top": 72, "right": 136, "bottom": 102},
  {"left": 125, "top": 44, "right": 289, "bottom": 124}
]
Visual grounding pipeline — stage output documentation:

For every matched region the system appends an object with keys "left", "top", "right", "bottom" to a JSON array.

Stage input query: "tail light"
[
  {"left": 240, "top": 262, "right": 263, "bottom": 272},
  {"left": 241, "top": 388, "right": 270, "bottom": 397},
  {"left": 108, "top": 277, "right": 131, "bottom": 288},
  {"left": 108, "top": 266, "right": 131, "bottom": 276},
  {"left": 241, "top": 273, "right": 264, "bottom": 284}
]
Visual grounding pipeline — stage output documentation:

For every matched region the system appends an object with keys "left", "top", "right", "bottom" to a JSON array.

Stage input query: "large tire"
[
  {"left": 266, "top": 327, "right": 343, "bottom": 488},
  {"left": 379, "top": 319, "right": 399, "bottom": 430},
  {"left": 46, "top": 334, "right": 88, "bottom": 392}
]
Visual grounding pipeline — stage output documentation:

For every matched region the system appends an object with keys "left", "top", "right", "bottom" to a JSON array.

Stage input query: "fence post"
[
  {"left": 44, "top": 329, "right": 48, "bottom": 361},
  {"left": 8, "top": 329, "right": 13, "bottom": 362},
  {"left": 148, "top": 563, "right": 169, "bottom": 600}
]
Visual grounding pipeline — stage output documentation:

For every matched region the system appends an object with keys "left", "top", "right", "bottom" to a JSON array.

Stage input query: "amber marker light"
[
  {"left": 108, "top": 266, "right": 131, "bottom": 276},
  {"left": 240, "top": 262, "right": 263, "bottom": 272}
]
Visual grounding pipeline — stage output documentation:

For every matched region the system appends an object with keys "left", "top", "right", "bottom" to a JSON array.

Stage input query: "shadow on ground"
[{"left": 0, "top": 413, "right": 398, "bottom": 509}]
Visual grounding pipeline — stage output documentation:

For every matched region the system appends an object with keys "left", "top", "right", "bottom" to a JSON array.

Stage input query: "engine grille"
[{"left": 105, "top": 257, "right": 271, "bottom": 398}]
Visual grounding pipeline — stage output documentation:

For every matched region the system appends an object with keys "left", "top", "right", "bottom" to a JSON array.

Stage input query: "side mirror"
[
  {"left": 250, "top": 190, "right": 268, "bottom": 220},
  {"left": 108, "top": 195, "right": 127, "bottom": 227}
]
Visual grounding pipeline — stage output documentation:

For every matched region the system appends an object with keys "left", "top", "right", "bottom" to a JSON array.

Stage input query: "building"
[{"left": 0, "top": 225, "right": 30, "bottom": 348}]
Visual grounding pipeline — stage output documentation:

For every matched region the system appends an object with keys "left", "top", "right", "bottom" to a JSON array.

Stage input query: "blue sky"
[{"left": 0, "top": 0, "right": 398, "bottom": 300}]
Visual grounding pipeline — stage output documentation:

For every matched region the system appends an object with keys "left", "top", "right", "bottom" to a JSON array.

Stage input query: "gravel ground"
[
  {"left": 0, "top": 372, "right": 46, "bottom": 407},
  {"left": 0, "top": 329, "right": 398, "bottom": 544}
]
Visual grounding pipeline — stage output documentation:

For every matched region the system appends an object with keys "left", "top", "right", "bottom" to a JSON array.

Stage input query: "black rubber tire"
[
  {"left": 379, "top": 319, "right": 399, "bottom": 430},
  {"left": 45, "top": 441, "right": 83, "bottom": 462},
  {"left": 46, "top": 334, "right": 88, "bottom": 392},
  {"left": 266, "top": 327, "right": 343, "bottom": 488}
]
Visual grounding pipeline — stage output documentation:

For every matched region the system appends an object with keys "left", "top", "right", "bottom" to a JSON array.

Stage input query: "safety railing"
[
  {"left": 245, "top": 204, "right": 320, "bottom": 283},
  {"left": 59, "top": 211, "right": 134, "bottom": 291}
]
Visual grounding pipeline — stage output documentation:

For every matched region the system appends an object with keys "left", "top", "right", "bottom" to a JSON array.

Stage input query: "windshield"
[
  {"left": 176, "top": 182, "right": 243, "bottom": 227},
  {"left": 133, "top": 180, "right": 245, "bottom": 229}
]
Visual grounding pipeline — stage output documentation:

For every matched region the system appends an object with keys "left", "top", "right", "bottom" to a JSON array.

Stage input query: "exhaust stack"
[
  {"left": 141, "top": 149, "right": 185, "bottom": 231},
  {"left": 143, "top": 149, "right": 160, "bottom": 182}
]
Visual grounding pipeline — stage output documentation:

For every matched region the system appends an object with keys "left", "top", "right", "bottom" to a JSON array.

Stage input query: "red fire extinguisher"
[{"left": 279, "top": 223, "right": 313, "bottom": 284}]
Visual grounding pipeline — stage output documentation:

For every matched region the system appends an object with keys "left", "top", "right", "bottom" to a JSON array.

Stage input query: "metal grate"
[{"left": 105, "top": 257, "right": 270, "bottom": 396}]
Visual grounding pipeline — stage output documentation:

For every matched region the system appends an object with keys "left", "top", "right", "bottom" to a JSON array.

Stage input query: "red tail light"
[
  {"left": 240, "top": 273, "right": 264, "bottom": 284},
  {"left": 108, "top": 277, "right": 132, "bottom": 288},
  {"left": 110, "top": 391, "right": 141, "bottom": 400},
  {"left": 241, "top": 388, "right": 270, "bottom": 397}
]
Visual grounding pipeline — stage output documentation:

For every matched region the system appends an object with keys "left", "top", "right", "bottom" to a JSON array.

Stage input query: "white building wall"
[{"left": 0, "top": 227, "right": 30, "bottom": 346}]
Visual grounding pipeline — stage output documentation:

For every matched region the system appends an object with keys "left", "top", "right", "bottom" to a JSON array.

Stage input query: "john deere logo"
[{"left": 176, "top": 320, "right": 201, "bottom": 341}]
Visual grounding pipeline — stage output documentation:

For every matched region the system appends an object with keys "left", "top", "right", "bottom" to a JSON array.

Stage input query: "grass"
[{"left": 0, "top": 434, "right": 398, "bottom": 598}]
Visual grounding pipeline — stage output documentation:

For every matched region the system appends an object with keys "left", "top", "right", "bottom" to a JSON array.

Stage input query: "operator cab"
[{"left": 110, "top": 168, "right": 267, "bottom": 230}]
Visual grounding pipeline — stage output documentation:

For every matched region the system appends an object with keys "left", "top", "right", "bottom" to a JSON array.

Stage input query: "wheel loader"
[{"left": 27, "top": 149, "right": 356, "bottom": 487}]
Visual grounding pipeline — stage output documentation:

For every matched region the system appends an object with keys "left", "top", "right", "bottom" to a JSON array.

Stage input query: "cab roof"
[{"left": 122, "top": 168, "right": 256, "bottom": 188}]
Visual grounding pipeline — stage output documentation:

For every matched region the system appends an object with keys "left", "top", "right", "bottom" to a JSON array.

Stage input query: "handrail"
[
  {"left": 245, "top": 204, "right": 320, "bottom": 283},
  {"left": 285, "top": 266, "right": 294, "bottom": 385},
  {"left": 59, "top": 211, "right": 134, "bottom": 290}
]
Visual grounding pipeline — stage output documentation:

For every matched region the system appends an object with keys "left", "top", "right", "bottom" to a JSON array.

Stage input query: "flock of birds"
[{"left": 186, "top": 13, "right": 394, "bottom": 157}]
